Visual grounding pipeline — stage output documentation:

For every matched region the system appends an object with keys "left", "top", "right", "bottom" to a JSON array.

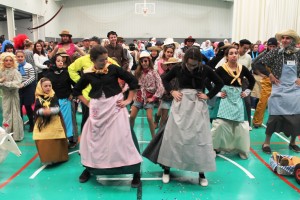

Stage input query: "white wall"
[
  {"left": 0, "top": 0, "right": 62, "bottom": 40},
  {"left": 57, "top": 0, "right": 233, "bottom": 40},
  {"left": 0, "top": 0, "right": 233, "bottom": 41}
]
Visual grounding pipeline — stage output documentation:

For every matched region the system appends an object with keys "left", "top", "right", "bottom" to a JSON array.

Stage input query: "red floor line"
[
  {"left": 250, "top": 148, "right": 300, "bottom": 193},
  {"left": 0, "top": 153, "right": 39, "bottom": 189}
]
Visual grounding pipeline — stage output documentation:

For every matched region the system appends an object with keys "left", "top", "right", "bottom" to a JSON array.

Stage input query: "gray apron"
[
  {"left": 268, "top": 59, "right": 300, "bottom": 115},
  {"left": 157, "top": 89, "right": 216, "bottom": 172},
  {"left": 217, "top": 85, "right": 245, "bottom": 122}
]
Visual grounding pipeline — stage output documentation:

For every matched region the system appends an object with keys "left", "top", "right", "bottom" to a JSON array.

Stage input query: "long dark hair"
[{"left": 135, "top": 57, "right": 154, "bottom": 80}]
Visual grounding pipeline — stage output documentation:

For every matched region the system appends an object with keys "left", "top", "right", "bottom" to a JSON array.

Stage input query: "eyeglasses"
[
  {"left": 186, "top": 40, "right": 194, "bottom": 43},
  {"left": 140, "top": 59, "right": 149, "bottom": 63}
]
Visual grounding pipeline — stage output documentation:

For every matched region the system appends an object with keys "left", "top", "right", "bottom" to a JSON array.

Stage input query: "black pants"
[
  {"left": 20, "top": 105, "right": 34, "bottom": 129},
  {"left": 81, "top": 103, "right": 89, "bottom": 131}
]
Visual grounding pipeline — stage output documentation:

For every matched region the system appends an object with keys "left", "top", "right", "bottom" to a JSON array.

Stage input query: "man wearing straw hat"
[
  {"left": 254, "top": 29, "right": 300, "bottom": 153},
  {"left": 49, "top": 30, "right": 85, "bottom": 60}
]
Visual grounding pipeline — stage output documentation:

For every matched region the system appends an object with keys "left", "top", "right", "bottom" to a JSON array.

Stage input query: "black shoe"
[
  {"left": 68, "top": 142, "right": 77, "bottom": 149},
  {"left": 131, "top": 173, "right": 141, "bottom": 188},
  {"left": 262, "top": 144, "right": 271, "bottom": 154},
  {"left": 79, "top": 169, "right": 90, "bottom": 183},
  {"left": 289, "top": 144, "right": 300, "bottom": 153}
]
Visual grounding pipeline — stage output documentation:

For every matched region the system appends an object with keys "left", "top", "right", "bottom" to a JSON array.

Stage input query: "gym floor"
[{"left": 0, "top": 106, "right": 299, "bottom": 200}]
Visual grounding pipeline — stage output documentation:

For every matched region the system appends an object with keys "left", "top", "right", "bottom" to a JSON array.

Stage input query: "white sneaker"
[
  {"left": 162, "top": 173, "right": 170, "bottom": 183},
  {"left": 249, "top": 126, "right": 252, "bottom": 131},
  {"left": 199, "top": 178, "right": 208, "bottom": 187},
  {"left": 239, "top": 153, "right": 248, "bottom": 160}
]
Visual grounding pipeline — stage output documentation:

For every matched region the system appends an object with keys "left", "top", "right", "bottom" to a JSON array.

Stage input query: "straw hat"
[
  {"left": 162, "top": 38, "right": 179, "bottom": 48},
  {"left": 59, "top": 30, "right": 72, "bottom": 37},
  {"left": 275, "top": 29, "right": 300, "bottom": 44},
  {"left": 56, "top": 48, "right": 68, "bottom": 57},
  {"left": 163, "top": 57, "right": 181, "bottom": 65},
  {"left": 147, "top": 46, "right": 162, "bottom": 51},
  {"left": 139, "top": 51, "right": 151, "bottom": 59}
]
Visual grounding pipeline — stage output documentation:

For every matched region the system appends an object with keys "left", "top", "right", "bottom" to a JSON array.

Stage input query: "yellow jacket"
[{"left": 68, "top": 54, "right": 119, "bottom": 100}]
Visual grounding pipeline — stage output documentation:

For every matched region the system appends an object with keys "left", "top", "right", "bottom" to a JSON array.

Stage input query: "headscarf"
[
  {"left": 35, "top": 79, "right": 55, "bottom": 107},
  {"left": 222, "top": 62, "right": 243, "bottom": 86}
]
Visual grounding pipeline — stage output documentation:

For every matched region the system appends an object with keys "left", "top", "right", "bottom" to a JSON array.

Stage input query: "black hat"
[
  {"left": 155, "top": 41, "right": 164, "bottom": 46},
  {"left": 267, "top": 37, "right": 277, "bottom": 46}
]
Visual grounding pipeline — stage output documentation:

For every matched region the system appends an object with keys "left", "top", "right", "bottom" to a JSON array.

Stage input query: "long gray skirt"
[{"left": 157, "top": 89, "right": 216, "bottom": 172}]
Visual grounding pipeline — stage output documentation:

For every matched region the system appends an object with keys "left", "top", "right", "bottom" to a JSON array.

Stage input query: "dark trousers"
[{"left": 81, "top": 103, "right": 89, "bottom": 131}]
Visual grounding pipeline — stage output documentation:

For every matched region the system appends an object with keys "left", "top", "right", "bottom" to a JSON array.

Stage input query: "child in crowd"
[
  {"left": 0, "top": 52, "right": 24, "bottom": 141},
  {"left": 130, "top": 51, "right": 164, "bottom": 138},
  {"left": 33, "top": 77, "right": 68, "bottom": 164},
  {"left": 45, "top": 54, "right": 77, "bottom": 148},
  {"left": 16, "top": 50, "right": 36, "bottom": 132}
]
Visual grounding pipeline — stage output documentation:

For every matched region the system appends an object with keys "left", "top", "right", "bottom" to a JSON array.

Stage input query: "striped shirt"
[{"left": 20, "top": 62, "right": 36, "bottom": 87}]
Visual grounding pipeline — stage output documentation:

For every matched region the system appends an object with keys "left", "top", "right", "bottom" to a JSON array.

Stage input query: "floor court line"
[
  {"left": 29, "top": 150, "right": 79, "bottom": 179},
  {"left": 0, "top": 153, "right": 39, "bottom": 189},
  {"left": 250, "top": 147, "right": 300, "bottom": 193},
  {"left": 217, "top": 154, "right": 255, "bottom": 179}
]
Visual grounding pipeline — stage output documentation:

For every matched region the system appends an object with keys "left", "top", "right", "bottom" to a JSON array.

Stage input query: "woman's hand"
[
  {"left": 240, "top": 89, "right": 251, "bottom": 98},
  {"left": 43, "top": 108, "right": 51, "bottom": 116},
  {"left": 217, "top": 91, "right": 227, "bottom": 98},
  {"left": 295, "top": 78, "right": 300, "bottom": 86},
  {"left": 197, "top": 92, "right": 209, "bottom": 100},
  {"left": 269, "top": 73, "right": 280, "bottom": 85},
  {"left": 146, "top": 98, "right": 154, "bottom": 103},
  {"left": 171, "top": 90, "right": 183, "bottom": 102},
  {"left": 117, "top": 99, "right": 131, "bottom": 108}
]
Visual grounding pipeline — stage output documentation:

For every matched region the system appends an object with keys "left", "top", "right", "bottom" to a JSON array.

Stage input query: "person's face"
[
  {"left": 186, "top": 58, "right": 199, "bottom": 72},
  {"left": 6, "top": 48, "right": 13, "bottom": 53},
  {"left": 253, "top": 44, "right": 259, "bottom": 52},
  {"left": 61, "top": 35, "right": 70, "bottom": 43},
  {"left": 281, "top": 35, "right": 293, "bottom": 48},
  {"left": 186, "top": 40, "right": 194, "bottom": 47},
  {"left": 267, "top": 45, "right": 277, "bottom": 51},
  {"left": 226, "top": 48, "right": 238, "bottom": 63},
  {"left": 93, "top": 53, "right": 108, "bottom": 69},
  {"left": 150, "top": 50, "right": 158, "bottom": 57},
  {"left": 90, "top": 41, "right": 98, "bottom": 48},
  {"left": 83, "top": 40, "right": 90, "bottom": 48},
  {"left": 36, "top": 43, "right": 43, "bottom": 52},
  {"left": 108, "top": 34, "right": 117, "bottom": 45},
  {"left": 140, "top": 58, "right": 150, "bottom": 69},
  {"left": 56, "top": 56, "right": 64, "bottom": 68},
  {"left": 164, "top": 48, "right": 174, "bottom": 59},
  {"left": 16, "top": 52, "right": 25, "bottom": 63},
  {"left": 3, "top": 56, "right": 14, "bottom": 68},
  {"left": 238, "top": 44, "right": 250, "bottom": 56},
  {"left": 41, "top": 81, "right": 52, "bottom": 94}
]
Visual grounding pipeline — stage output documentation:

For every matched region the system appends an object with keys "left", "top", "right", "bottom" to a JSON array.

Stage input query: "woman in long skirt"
[
  {"left": 73, "top": 45, "right": 142, "bottom": 187},
  {"left": 156, "top": 47, "right": 223, "bottom": 186}
]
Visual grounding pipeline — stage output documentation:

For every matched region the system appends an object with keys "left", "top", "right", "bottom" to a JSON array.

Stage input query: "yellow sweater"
[{"left": 68, "top": 54, "right": 119, "bottom": 100}]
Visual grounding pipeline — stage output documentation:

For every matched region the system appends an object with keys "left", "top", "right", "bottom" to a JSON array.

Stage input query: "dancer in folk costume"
[
  {"left": 0, "top": 52, "right": 24, "bottom": 141},
  {"left": 211, "top": 46, "right": 255, "bottom": 159},
  {"left": 156, "top": 47, "right": 223, "bottom": 186},
  {"left": 33, "top": 78, "right": 68, "bottom": 164},
  {"left": 45, "top": 54, "right": 77, "bottom": 148},
  {"left": 73, "top": 45, "right": 142, "bottom": 187},
  {"left": 254, "top": 29, "right": 300, "bottom": 153}
]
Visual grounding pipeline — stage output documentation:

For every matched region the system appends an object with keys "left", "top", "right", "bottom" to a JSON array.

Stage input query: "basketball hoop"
[
  {"left": 143, "top": 7, "right": 148, "bottom": 16},
  {"left": 135, "top": 2, "right": 155, "bottom": 16}
]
